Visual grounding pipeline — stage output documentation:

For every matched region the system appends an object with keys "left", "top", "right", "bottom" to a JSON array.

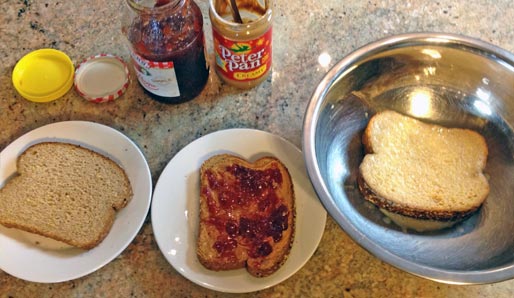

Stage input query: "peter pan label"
[{"left": 213, "top": 27, "right": 272, "bottom": 82}]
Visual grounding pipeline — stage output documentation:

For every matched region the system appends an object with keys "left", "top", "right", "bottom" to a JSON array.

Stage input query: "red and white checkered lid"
[{"left": 74, "top": 54, "right": 129, "bottom": 103}]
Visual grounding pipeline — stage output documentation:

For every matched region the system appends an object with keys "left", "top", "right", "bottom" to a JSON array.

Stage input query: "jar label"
[
  {"left": 212, "top": 27, "right": 272, "bottom": 82},
  {"left": 129, "top": 51, "right": 180, "bottom": 97}
]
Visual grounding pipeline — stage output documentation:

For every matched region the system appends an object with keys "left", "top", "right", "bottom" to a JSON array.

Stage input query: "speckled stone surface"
[{"left": 1, "top": 0, "right": 514, "bottom": 297}]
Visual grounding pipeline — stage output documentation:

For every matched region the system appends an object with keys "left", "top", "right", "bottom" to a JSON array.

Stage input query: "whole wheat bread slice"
[
  {"left": 358, "top": 110, "right": 489, "bottom": 222},
  {"left": 0, "top": 142, "right": 133, "bottom": 249},
  {"left": 197, "top": 154, "right": 295, "bottom": 277}
]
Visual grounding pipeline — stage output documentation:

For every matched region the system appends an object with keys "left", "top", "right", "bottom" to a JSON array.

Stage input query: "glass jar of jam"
[
  {"left": 122, "top": 0, "right": 209, "bottom": 104},
  {"left": 209, "top": 0, "right": 272, "bottom": 89}
]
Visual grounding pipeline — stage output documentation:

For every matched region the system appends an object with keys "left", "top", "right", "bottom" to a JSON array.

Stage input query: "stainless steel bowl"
[{"left": 303, "top": 33, "right": 514, "bottom": 284}]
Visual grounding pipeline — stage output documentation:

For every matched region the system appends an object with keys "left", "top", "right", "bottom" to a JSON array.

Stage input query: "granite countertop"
[{"left": 1, "top": 0, "right": 514, "bottom": 297}]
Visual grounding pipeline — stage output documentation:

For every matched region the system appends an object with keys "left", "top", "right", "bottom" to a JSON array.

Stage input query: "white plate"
[
  {"left": 151, "top": 129, "right": 327, "bottom": 293},
  {"left": 0, "top": 121, "right": 152, "bottom": 283}
]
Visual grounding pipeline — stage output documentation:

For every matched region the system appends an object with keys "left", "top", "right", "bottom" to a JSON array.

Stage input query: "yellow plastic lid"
[{"left": 12, "top": 49, "right": 75, "bottom": 103}]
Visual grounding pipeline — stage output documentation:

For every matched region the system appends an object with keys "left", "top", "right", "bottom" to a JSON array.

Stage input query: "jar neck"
[
  {"left": 209, "top": 0, "right": 272, "bottom": 31},
  {"left": 126, "top": 0, "right": 185, "bottom": 15}
]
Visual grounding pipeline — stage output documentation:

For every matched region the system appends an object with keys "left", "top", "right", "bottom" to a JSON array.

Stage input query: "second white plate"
[
  {"left": 151, "top": 128, "right": 327, "bottom": 293},
  {"left": 0, "top": 121, "right": 152, "bottom": 283}
]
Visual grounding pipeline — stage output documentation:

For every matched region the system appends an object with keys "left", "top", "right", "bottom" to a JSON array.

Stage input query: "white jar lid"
[{"left": 74, "top": 54, "right": 130, "bottom": 103}]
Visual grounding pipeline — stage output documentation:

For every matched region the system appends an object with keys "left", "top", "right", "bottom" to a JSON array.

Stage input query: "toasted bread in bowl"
[{"left": 358, "top": 110, "right": 489, "bottom": 231}]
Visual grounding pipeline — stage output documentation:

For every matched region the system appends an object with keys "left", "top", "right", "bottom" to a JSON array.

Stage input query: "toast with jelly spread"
[{"left": 197, "top": 154, "right": 295, "bottom": 277}]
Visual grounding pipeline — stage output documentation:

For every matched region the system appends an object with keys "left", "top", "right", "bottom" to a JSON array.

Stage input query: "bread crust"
[
  {"left": 197, "top": 154, "right": 295, "bottom": 277},
  {"left": 357, "top": 174, "right": 479, "bottom": 221},
  {"left": 0, "top": 142, "right": 132, "bottom": 249}
]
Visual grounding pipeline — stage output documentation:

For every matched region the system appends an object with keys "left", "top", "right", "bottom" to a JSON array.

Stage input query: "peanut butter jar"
[{"left": 209, "top": 0, "right": 273, "bottom": 89}]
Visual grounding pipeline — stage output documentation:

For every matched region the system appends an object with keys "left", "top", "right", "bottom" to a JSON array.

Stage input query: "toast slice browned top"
[
  {"left": 197, "top": 154, "right": 295, "bottom": 277},
  {"left": 358, "top": 110, "right": 489, "bottom": 221},
  {"left": 0, "top": 142, "right": 133, "bottom": 249}
]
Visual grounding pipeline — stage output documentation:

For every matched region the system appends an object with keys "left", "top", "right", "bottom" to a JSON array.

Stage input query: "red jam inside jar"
[{"left": 123, "top": 0, "right": 209, "bottom": 103}]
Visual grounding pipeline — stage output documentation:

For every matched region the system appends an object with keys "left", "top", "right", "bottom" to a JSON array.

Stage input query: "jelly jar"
[{"left": 122, "top": 0, "right": 209, "bottom": 104}]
